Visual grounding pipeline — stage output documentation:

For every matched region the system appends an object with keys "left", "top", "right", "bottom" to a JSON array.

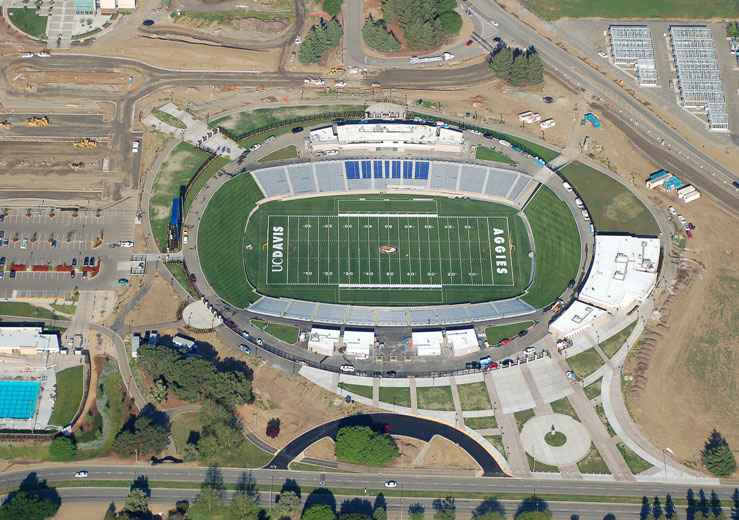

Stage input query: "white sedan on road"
[
  {"left": 385, "top": 480, "right": 398, "bottom": 488},
  {"left": 74, "top": 471, "right": 88, "bottom": 478}
]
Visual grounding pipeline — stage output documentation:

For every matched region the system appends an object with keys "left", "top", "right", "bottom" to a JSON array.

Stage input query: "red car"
[
  {"left": 190, "top": 273, "right": 197, "bottom": 283},
  {"left": 466, "top": 39, "right": 474, "bottom": 46},
  {"left": 686, "top": 230, "right": 693, "bottom": 238}
]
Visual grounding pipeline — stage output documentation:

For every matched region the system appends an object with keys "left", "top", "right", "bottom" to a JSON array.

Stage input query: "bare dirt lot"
[
  {"left": 8, "top": 66, "right": 145, "bottom": 92},
  {"left": 124, "top": 272, "right": 184, "bottom": 327},
  {"left": 172, "top": 0, "right": 292, "bottom": 14}
]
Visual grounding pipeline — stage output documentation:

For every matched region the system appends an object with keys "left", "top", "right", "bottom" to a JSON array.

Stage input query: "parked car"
[
  {"left": 498, "top": 338, "right": 511, "bottom": 346},
  {"left": 0, "top": 257, "right": 5, "bottom": 267},
  {"left": 250, "top": 143, "right": 261, "bottom": 152},
  {"left": 190, "top": 273, "right": 197, "bottom": 283},
  {"left": 466, "top": 39, "right": 474, "bottom": 46},
  {"left": 501, "top": 359, "right": 514, "bottom": 367},
  {"left": 566, "top": 370, "right": 577, "bottom": 382},
  {"left": 562, "top": 181, "right": 573, "bottom": 192},
  {"left": 263, "top": 135, "right": 276, "bottom": 144},
  {"left": 523, "top": 346, "right": 536, "bottom": 356},
  {"left": 465, "top": 361, "right": 481, "bottom": 370},
  {"left": 9, "top": 270, "right": 16, "bottom": 279},
  {"left": 132, "top": 141, "right": 140, "bottom": 153},
  {"left": 118, "top": 278, "right": 130, "bottom": 285},
  {"left": 490, "top": 19, "right": 499, "bottom": 27},
  {"left": 70, "top": 270, "right": 75, "bottom": 279},
  {"left": 469, "top": 129, "right": 482, "bottom": 135},
  {"left": 291, "top": 126, "right": 304, "bottom": 134},
  {"left": 89, "top": 256, "right": 95, "bottom": 266},
  {"left": 21, "top": 238, "right": 28, "bottom": 249},
  {"left": 239, "top": 344, "right": 252, "bottom": 355},
  {"left": 518, "top": 329, "right": 528, "bottom": 337},
  {"left": 581, "top": 210, "right": 590, "bottom": 221},
  {"left": 82, "top": 271, "right": 88, "bottom": 279},
  {"left": 51, "top": 240, "right": 57, "bottom": 248},
  {"left": 241, "top": 331, "right": 250, "bottom": 339},
  {"left": 384, "top": 480, "right": 398, "bottom": 488},
  {"left": 339, "top": 364, "right": 355, "bottom": 373},
  {"left": 71, "top": 258, "right": 77, "bottom": 267},
  {"left": 83, "top": 257, "right": 89, "bottom": 267}
]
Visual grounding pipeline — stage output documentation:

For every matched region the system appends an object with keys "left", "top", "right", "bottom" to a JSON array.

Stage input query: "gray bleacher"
[
  {"left": 373, "top": 176, "right": 391, "bottom": 190},
  {"left": 250, "top": 297, "right": 289, "bottom": 316},
  {"left": 283, "top": 300, "right": 317, "bottom": 321},
  {"left": 485, "top": 168, "right": 518, "bottom": 198},
  {"left": 347, "top": 177, "right": 373, "bottom": 190},
  {"left": 377, "top": 310, "right": 408, "bottom": 326},
  {"left": 314, "top": 303, "right": 347, "bottom": 324},
  {"left": 401, "top": 176, "right": 431, "bottom": 188},
  {"left": 507, "top": 175, "right": 531, "bottom": 201},
  {"left": 459, "top": 164, "right": 487, "bottom": 193},
  {"left": 315, "top": 161, "right": 345, "bottom": 193},
  {"left": 429, "top": 162, "right": 460, "bottom": 191},
  {"left": 286, "top": 164, "right": 317, "bottom": 195},
  {"left": 466, "top": 302, "right": 501, "bottom": 321},
  {"left": 435, "top": 306, "right": 471, "bottom": 324},
  {"left": 253, "top": 166, "right": 291, "bottom": 197},
  {"left": 408, "top": 308, "right": 439, "bottom": 326},
  {"left": 494, "top": 298, "right": 535, "bottom": 317},
  {"left": 346, "top": 307, "right": 376, "bottom": 326}
]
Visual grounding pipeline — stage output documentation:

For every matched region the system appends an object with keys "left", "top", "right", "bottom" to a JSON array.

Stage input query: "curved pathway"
[{"left": 266, "top": 412, "right": 507, "bottom": 476}]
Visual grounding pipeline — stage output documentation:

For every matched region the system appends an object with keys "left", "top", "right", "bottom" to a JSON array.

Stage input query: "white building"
[
  {"left": 446, "top": 328, "right": 479, "bottom": 357},
  {"left": 0, "top": 327, "right": 60, "bottom": 355},
  {"left": 173, "top": 334, "right": 196, "bottom": 351},
  {"left": 308, "top": 327, "right": 340, "bottom": 356},
  {"left": 343, "top": 330, "right": 374, "bottom": 359},
  {"left": 412, "top": 330, "right": 443, "bottom": 356},
  {"left": 309, "top": 103, "right": 464, "bottom": 153},
  {"left": 549, "top": 301, "right": 608, "bottom": 338},
  {"left": 131, "top": 334, "right": 140, "bottom": 358},
  {"left": 579, "top": 235, "right": 660, "bottom": 313}
]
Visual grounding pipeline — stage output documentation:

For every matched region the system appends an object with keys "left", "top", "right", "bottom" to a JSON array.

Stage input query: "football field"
[{"left": 257, "top": 198, "right": 528, "bottom": 304}]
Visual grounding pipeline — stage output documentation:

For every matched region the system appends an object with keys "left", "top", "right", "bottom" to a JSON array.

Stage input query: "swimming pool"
[{"left": 0, "top": 381, "right": 40, "bottom": 419}]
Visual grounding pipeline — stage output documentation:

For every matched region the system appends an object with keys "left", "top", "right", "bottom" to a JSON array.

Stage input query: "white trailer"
[
  {"left": 677, "top": 185, "right": 696, "bottom": 198},
  {"left": 683, "top": 191, "right": 701, "bottom": 203},
  {"left": 540, "top": 118, "right": 556, "bottom": 129},
  {"left": 646, "top": 177, "right": 667, "bottom": 189}
]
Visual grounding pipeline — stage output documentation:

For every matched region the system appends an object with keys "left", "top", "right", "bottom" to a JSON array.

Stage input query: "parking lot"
[{"left": 0, "top": 208, "right": 137, "bottom": 299}]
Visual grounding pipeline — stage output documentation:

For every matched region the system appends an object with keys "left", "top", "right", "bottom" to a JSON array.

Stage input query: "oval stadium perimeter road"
[{"left": 266, "top": 413, "right": 507, "bottom": 477}]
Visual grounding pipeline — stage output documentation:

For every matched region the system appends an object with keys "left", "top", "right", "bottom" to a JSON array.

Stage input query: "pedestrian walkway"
[
  {"left": 46, "top": 0, "right": 74, "bottom": 49},
  {"left": 449, "top": 375, "right": 465, "bottom": 428},
  {"left": 484, "top": 372, "right": 530, "bottom": 477}
]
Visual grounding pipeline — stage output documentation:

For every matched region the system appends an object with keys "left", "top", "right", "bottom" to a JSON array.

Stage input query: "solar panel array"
[
  {"left": 250, "top": 296, "right": 535, "bottom": 326},
  {"left": 251, "top": 160, "right": 534, "bottom": 203}
]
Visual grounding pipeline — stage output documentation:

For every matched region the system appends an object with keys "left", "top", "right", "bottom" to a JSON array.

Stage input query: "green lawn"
[
  {"left": 521, "top": 0, "right": 738, "bottom": 20},
  {"left": 599, "top": 321, "right": 638, "bottom": 358},
  {"left": 8, "top": 8, "right": 47, "bottom": 37},
  {"left": 50, "top": 303, "right": 76, "bottom": 315},
  {"left": 338, "top": 382, "right": 373, "bottom": 400},
  {"left": 527, "top": 452, "right": 559, "bottom": 473},
  {"left": 545, "top": 431, "right": 567, "bottom": 447},
  {"left": 583, "top": 378, "right": 602, "bottom": 401},
  {"left": 522, "top": 186, "right": 581, "bottom": 308},
  {"left": 152, "top": 109, "right": 186, "bottom": 129},
  {"left": 559, "top": 161, "right": 659, "bottom": 236},
  {"left": 76, "top": 412, "right": 103, "bottom": 443},
  {"left": 484, "top": 321, "right": 534, "bottom": 345},
  {"left": 198, "top": 172, "right": 263, "bottom": 308},
  {"left": 257, "top": 145, "right": 298, "bottom": 163},
  {"left": 213, "top": 105, "right": 363, "bottom": 138},
  {"left": 0, "top": 302, "right": 58, "bottom": 320},
  {"left": 164, "top": 262, "right": 198, "bottom": 299},
  {"left": 465, "top": 415, "right": 497, "bottom": 430},
  {"left": 475, "top": 146, "right": 517, "bottom": 166},
  {"left": 577, "top": 443, "right": 610, "bottom": 474},
  {"left": 250, "top": 319, "right": 299, "bottom": 344},
  {"left": 457, "top": 382, "right": 492, "bottom": 411},
  {"left": 49, "top": 366, "right": 84, "bottom": 427},
  {"left": 550, "top": 396, "right": 580, "bottom": 422},
  {"left": 416, "top": 386, "right": 455, "bottom": 411},
  {"left": 566, "top": 348, "right": 604, "bottom": 379},
  {"left": 184, "top": 155, "right": 229, "bottom": 216},
  {"left": 484, "top": 435, "right": 506, "bottom": 460},
  {"left": 514, "top": 408, "right": 535, "bottom": 431},
  {"left": 378, "top": 386, "right": 411, "bottom": 408},
  {"left": 103, "top": 372, "right": 128, "bottom": 449},
  {"left": 150, "top": 142, "right": 211, "bottom": 251},
  {"left": 595, "top": 403, "right": 616, "bottom": 437},
  {"left": 616, "top": 442, "right": 653, "bottom": 475}
]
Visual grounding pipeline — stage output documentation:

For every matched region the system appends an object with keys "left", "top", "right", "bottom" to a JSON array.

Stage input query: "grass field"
[
  {"left": 577, "top": 443, "right": 610, "bottom": 474},
  {"left": 600, "top": 321, "right": 637, "bottom": 358},
  {"left": 417, "top": 386, "right": 455, "bottom": 411},
  {"left": 457, "top": 382, "right": 492, "bottom": 411},
  {"left": 527, "top": 452, "right": 559, "bottom": 473},
  {"left": 567, "top": 348, "right": 604, "bottom": 379},
  {"left": 465, "top": 415, "right": 497, "bottom": 430},
  {"left": 338, "top": 382, "right": 373, "bottom": 399},
  {"left": 379, "top": 387, "right": 411, "bottom": 408},
  {"left": 150, "top": 142, "right": 211, "bottom": 251},
  {"left": 514, "top": 408, "right": 535, "bottom": 431},
  {"left": 250, "top": 319, "right": 299, "bottom": 344},
  {"left": 522, "top": 186, "right": 581, "bottom": 308},
  {"left": 485, "top": 435, "right": 506, "bottom": 460},
  {"left": 257, "top": 145, "right": 298, "bottom": 163},
  {"left": 198, "top": 172, "right": 264, "bottom": 308},
  {"left": 243, "top": 195, "right": 532, "bottom": 305},
  {"left": 8, "top": 8, "right": 47, "bottom": 37},
  {"left": 484, "top": 321, "right": 534, "bottom": 345},
  {"left": 521, "top": 0, "right": 739, "bottom": 20},
  {"left": 152, "top": 109, "right": 186, "bottom": 129},
  {"left": 0, "top": 302, "right": 58, "bottom": 320},
  {"left": 475, "top": 146, "right": 517, "bottom": 166},
  {"left": 583, "top": 378, "right": 602, "bottom": 401},
  {"left": 184, "top": 156, "right": 229, "bottom": 216},
  {"left": 165, "top": 262, "right": 198, "bottom": 299},
  {"left": 595, "top": 403, "right": 616, "bottom": 437},
  {"left": 49, "top": 366, "right": 84, "bottom": 427},
  {"left": 213, "top": 105, "right": 363, "bottom": 138},
  {"left": 616, "top": 442, "right": 653, "bottom": 475},
  {"left": 550, "top": 396, "right": 580, "bottom": 422},
  {"left": 559, "top": 162, "right": 659, "bottom": 236}
]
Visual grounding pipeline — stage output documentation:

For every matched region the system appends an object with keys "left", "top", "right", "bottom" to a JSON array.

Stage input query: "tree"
[
  {"left": 526, "top": 52, "right": 544, "bottom": 84},
  {"left": 438, "top": 11, "right": 461, "bottom": 35},
  {"left": 49, "top": 435, "right": 76, "bottom": 461},
  {"left": 0, "top": 492, "right": 59, "bottom": 520},
  {"left": 299, "top": 19, "right": 344, "bottom": 65},
  {"left": 112, "top": 415, "right": 169, "bottom": 458},
  {"left": 266, "top": 418, "right": 281, "bottom": 438},
  {"left": 362, "top": 19, "right": 401, "bottom": 53},
  {"left": 515, "top": 513, "right": 552, "bottom": 520},
  {"left": 322, "top": 0, "right": 344, "bottom": 16},
  {"left": 148, "top": 377, "right": 168, "bottom": 404},
  {"left": 334, "top": 426, "right": 399, "bottom": 466},
  {"left": 183, "top": 442, "right": 200, "bottom": 462},
  {"left": 302, "top": 504, "right": 337, "bottom": 520},
  {"left": 435, "top": 0, "right": 456, "bottom": 14},
  {"left": 122, "top": 488, "right": 150, "bottom": 515},
  {"left": 408, "top": 504, "right": 426, "bottom": 520},
  {"left": 228, "top": 492, "right": 260, "bottom": 520},
  {"left": 703, "top": 430, "right": 737, "bottom": 477},
  {"left": 509, "top": 54, "right": 528, "bottom": 86},
  {"left": 190, "top": 486, "right": 226, "bottom": 519},
  {"left": 274, "top": 490, "right": 302, "bottom": 520},
  {"left": 373, "top": 506, "right": 387, "bottom": 520},
  {"left": 490, "top": 47, "right": 513, "bottom": 82},
  {"left": 433, "top": 497, "right": 456, "bottom": 520}
]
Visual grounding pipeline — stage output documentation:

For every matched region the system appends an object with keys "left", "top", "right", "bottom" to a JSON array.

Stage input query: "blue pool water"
[{"left": 0, "top": 381, "right": 40, "bottom": 419}]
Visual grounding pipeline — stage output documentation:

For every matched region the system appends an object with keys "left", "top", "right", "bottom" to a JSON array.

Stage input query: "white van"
[{"left": 562, "top": 182, "right": 573, "bottom": 192}]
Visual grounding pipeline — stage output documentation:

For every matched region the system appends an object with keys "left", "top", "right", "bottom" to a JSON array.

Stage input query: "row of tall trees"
[
  {"left": 489, "top": 47, "right": 544, "bottom": 87},
  {"left": 362, "top": 18, "right": 401, "bottom": 53},
  {"left": 375, "top": 0, "right": 461, "bottom": 50},
  {"left": 299, "top": 18, "right": 343, "bottom": 65}
]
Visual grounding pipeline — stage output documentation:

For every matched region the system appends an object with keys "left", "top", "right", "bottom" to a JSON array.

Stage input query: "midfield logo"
[{"left": 379, "top": 245, "right": 399, "bottom": 255}]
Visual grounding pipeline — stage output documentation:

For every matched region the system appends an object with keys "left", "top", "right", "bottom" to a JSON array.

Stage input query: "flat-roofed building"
[
  {"left": 446, "top": 328, "right": 479, "bottom": 356},
  {"left": 412, "top": 330, "right": 443, "bottom": 356},
  {"left": 0, "top": 327, "right": 60, "bottom": 355},
  {"left": 308, "top": 327, "right": 340, "bottom": 356},
  {"left": 549, "top": 301, "right": 609, "bottom": 338}
]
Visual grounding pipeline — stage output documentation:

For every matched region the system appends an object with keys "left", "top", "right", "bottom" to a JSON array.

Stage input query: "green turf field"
[
  {"left": 521, "top": 0, "right": 738, "bottom": 20},
  {"left": 243, "top": 195, "right": 532, "bottom": 305}
]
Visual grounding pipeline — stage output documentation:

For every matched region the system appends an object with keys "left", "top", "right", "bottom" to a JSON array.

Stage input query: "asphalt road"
[{"left": 267, "top": 413, "right": 505, "bottom": 476}]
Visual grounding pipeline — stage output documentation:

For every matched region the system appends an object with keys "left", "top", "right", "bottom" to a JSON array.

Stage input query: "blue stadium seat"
[
  {"left": 392, "top": 161, "right": 401, "bottom": 178},
  {"left": 361, "top": 160, "right": 372, "bottom": 179},
  {"left": 403, "top": 160, "right": 413, "bottom": 179},
  {"left": 415, "top": 161, "right": 430, "bottom": 180},
  {"left": 373, "top": 160, "right": 383, "bottom": 178},
  {"left": 384, "top": 160, "right": 391, "bottom": 178},
  {"left": 345, "top": 160, "right": 360, "bottom": 179}
]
